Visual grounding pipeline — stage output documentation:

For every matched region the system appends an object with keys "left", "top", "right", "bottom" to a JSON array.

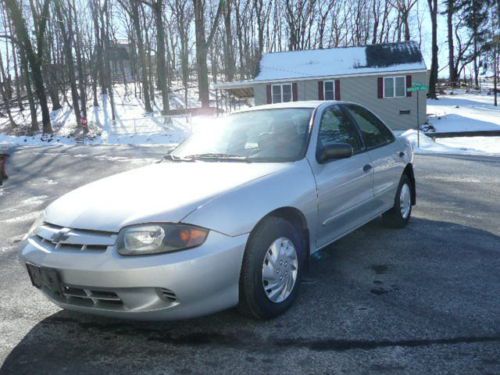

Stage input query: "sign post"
[{"left": 407, "top": 83, "right": 429, "bottom": 148}]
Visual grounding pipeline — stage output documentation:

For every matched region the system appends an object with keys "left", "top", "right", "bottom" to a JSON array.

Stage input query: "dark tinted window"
[
  {"left": 346, "top": 105, "right": 394, "bottom": 149},
  {"left": 317, "top": 105, "right": 363, "bottom": 158}
]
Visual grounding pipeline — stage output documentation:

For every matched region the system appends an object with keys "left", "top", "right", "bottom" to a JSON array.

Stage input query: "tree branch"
[{"left": 206, "top": 0, "right": 224, "bottom": 48}]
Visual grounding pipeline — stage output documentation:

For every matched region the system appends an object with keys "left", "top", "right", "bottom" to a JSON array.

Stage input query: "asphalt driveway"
[{"left": 0, "top": 146, "right": 499, "bottom": 374}]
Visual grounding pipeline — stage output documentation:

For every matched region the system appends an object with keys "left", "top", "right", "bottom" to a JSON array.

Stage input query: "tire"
[
  {"left": 382, "top": 174, "right": 413, "bottom": 228},
  {"left": 238, "top": 217, "right": 305, "bottom": 319}
]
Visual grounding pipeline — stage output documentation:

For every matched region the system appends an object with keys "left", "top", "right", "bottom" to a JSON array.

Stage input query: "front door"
[{"left": 311, "top": 105, "right": 376, "bottom": 248}]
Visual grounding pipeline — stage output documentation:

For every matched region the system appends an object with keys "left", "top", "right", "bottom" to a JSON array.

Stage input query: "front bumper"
[{"left": 20, "top": 229, "right": 248, "bottom": 320}]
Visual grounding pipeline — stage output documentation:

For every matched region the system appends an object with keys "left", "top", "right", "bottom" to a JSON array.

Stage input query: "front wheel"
[
  {"left": 238, "top": 217, "right": 305, "bottom": 319},
  {"left": 382, "top": 174, "right": 413, "bottom": 228}
]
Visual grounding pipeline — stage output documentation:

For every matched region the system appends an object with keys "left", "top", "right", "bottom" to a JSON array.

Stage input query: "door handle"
[
  {"left": 398, "top": 151, "right": 405, "bottom": 158},
  {"left": 363, "top": 164, "right": 372, "bottom": 173}
]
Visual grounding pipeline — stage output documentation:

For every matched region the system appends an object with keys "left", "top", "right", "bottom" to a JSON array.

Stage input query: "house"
[
  {"left": 215, "top": 41, "right": 427, "bottom": 130},
  {"left": 109, "top": 39, "right": 134, "bottom": 82}
]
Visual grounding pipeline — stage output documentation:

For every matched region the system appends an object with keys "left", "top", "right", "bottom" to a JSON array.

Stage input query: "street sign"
[
  {"left": 407, "top": 83, "right": 428, "bottom": 92},
  {"left": 407, "top": 83, "right": 428, "bottom": 149}
]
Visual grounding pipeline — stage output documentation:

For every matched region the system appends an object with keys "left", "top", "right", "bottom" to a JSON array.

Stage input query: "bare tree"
[
  {"left": 427, "top": 0, "right": 439, "bottom": 99},
  {"left": 118, "top": 0, "right": 153, "bottom": 112},
  {"left": 53, "top": 0, "right": 81, "bottom": 128},
  {"left": 193, "top": 0, "right": 223, "bottom": 108},
  {"left": 222, "top": 0, "right": 234, "bottom": 81},
  {"left": 143, "top": 0, "right": 170, "bottom": 114},
  {"left": 4, "top": 0, "right": 52, "bottom": 133},
  {"left": 390, "top": 0, "right": 418, "bottom": 42}
]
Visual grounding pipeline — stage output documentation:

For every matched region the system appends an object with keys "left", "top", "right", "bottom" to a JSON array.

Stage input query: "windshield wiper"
[
  {"left": 163, "top": 154, "right": 181, "bottom": 161},
  {"left": 181, "top": 153, "right": 250, "bottom": 162}
]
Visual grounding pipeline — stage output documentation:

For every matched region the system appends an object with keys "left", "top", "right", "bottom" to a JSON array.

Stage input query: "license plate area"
[{"left": 26, "top": 263, "right": 64, "bottom": 299}]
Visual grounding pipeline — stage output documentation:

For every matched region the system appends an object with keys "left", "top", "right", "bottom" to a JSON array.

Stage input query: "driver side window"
[{"left": 317, "top": 105, "right": 363, "bottom": 158}]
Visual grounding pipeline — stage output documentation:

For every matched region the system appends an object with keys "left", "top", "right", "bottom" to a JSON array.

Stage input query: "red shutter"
[
  {"left": 377, "top": 77, "right": 384, "bottom": 99},
  {"left": 335, "top": 79, "right": 341, "bottom": 100},
  {"left": 292, "top": 82, "right": 298, "bottom": 101},
  {"left": 406, "top": 75, "right": 412, "bottom": 97},
  {"left": 266, "top": 84, "right": 272, "bottom": 104},
  {"left": 318, "top": 81, "right": 324, "bottom": 100}
]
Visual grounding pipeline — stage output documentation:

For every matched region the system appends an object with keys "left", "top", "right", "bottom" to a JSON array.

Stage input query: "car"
[{"left": 21, "top": 101, "right": 415, "bottom": 320}]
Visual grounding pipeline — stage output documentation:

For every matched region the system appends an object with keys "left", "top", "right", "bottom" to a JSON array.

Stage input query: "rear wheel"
[
  {"left": 239, "top": 217, "right": 305, "bottom": 319},
  {"left": 382, "top": 174, "right": 413, "bottom": 228}
]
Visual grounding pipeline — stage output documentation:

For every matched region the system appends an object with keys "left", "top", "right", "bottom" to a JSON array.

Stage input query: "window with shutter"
[
  {"left": 271, "top": 83, "right": 293, "bottom": 103},
  {"left": 383, "top": 76, "right": 406, "bottom": 98},
  {"left": 324, "top": 81, "right": 335, "bottom": 100}
]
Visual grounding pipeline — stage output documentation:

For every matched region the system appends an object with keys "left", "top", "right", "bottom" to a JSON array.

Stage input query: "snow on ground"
[
  {"left": 435, "top": 136, "right": 500, "bottom": 155},
  {"left": 401, "top": 130, "right": 500, "bottom": 156},
  {"left": 0, "top": 85, "right": 192, "bottom": 147},
  {"left": 427, "top": 90, "right": 500, "bottom": 133},
  {"left": 1, "top": 87, "right": 499, "bottom": 156}
]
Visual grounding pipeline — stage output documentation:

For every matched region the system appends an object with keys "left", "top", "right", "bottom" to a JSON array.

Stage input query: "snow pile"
[{"left": 427, "top": 91, "right": 500, "bottom": 133}]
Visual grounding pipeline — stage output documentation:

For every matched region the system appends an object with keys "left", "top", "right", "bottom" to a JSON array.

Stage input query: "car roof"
[{"left": 238, "top": 100, "right": 345, "bottom": 112}]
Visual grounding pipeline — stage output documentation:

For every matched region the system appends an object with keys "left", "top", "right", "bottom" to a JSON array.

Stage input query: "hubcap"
[
  {"left": 262, "top": 237, "right": 299, "bottom": 303},
  {"left": 400, "top": 183, "right": 411, "bottom": 219}
]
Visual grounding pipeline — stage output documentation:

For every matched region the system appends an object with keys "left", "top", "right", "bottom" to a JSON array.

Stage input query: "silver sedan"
[{"left": 21, "top": 101, "right": 415, "bottom": 320}]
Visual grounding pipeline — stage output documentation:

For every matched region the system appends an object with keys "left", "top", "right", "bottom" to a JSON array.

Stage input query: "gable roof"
[{"left": 254, "top": 41, "right": 426, "bottom": 82}]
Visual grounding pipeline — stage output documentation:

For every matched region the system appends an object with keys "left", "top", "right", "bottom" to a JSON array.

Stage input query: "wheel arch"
[{"left": 248, "top": 206, "right": 311, "bottom": 258}]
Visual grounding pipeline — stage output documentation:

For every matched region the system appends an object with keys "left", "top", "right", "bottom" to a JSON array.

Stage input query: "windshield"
[{"left": 171, "top": 108, "right": 314, "bottom": 162}]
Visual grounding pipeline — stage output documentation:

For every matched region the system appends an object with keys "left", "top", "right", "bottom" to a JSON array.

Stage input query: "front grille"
[
  {"left": 30, "top": 223, "right": 116, "bottom": 253},
  {"left": 62, "top": 285, "right": 123, "bottom": 308}
]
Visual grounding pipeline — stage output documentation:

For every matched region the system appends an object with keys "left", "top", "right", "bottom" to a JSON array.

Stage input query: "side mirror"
[{"left": 317, "top": 143, "right": 353, "bottom": 163}]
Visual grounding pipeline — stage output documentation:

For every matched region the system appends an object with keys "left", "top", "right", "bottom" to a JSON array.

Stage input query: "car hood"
[{"left": 44, "top": 161, "right": 288, "bottom": 232}]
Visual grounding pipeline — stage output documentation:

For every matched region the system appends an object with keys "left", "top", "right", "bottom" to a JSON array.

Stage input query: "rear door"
[
  {"left": 345, "top": 104, "right": 405, "bottom": 211},
  {"left": 310, "top": 105, "right": 377, "bottom": 248}
]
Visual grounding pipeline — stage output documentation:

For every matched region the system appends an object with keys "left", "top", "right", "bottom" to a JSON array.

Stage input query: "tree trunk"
[
  {"left": 142, "top": 10, "right": 155, "bottom": 106},
  {"left": 130, "top": 0, "right": 152, "bottom": 112},
  {"left": 5, "top": 13, "right": 23, "bottom": 112},
  {"left": 0, "top": 52, "right": 16, "bottom": 127},
  {"left": 19, "top": 48, "right": 38, "bottom": 132},
  {"left": 193, "top": 0, "right": 210, "bottom": 107},
  {"left": 152, "top": 0, "right": 169, "bottom": 114},
  {"left": 494, "top": 42, "right": 497, "bottom": 106},
  {"left": 102, "top": 0, "right": 116, "bottom": 120},
  {"left": 447, "top": 0, "right": 457, "bottom": 86},
  {"left": 54, "top": 0, "right": 81, "bottom": 128},
  {"left": 223, "top": 0, "right": 234, "bottom": 82},
  {"left": 427, "top": 0, "right": 439, "bottom": 99},
  {"left": 5, "top": 0, "right": 52, "bottom": 133},
  {"left": 193, "top": 0, "right": 223, "bottom": 108},
  {"left": 72, "top": 0, "right": 87, "bottom": 118}
]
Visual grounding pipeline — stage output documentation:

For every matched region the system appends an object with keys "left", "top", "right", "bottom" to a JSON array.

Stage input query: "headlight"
[
  {"left": 23, "top": 211, "right": 45, "bottom": 240},
  {"left": 116, "top": 224, "right": 209, "bottom": 256}
]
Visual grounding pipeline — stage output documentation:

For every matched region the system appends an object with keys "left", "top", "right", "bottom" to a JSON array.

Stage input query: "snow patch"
[
  {"left": 21, "top": 195, "right": 49, "bottom": 206},
  {"left": 2, "top": 211, "right": 42, "bottom": 224},
  {"left": 401, "top": 130, "right": 500, "bottom": 156},
  {"left": 427, "top": 91, "right": 500, "bottom": 133}
]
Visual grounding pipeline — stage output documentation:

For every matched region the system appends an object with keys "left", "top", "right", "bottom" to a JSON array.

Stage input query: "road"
[{"left": 1, "top": 146, "right": 499, "bottom": 374}]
